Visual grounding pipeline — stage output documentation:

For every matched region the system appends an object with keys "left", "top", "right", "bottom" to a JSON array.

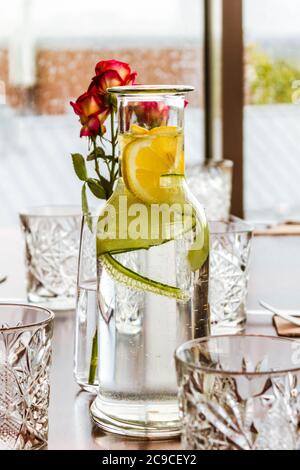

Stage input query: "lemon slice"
[
  {"left": 96, "top": 125, "right": 208, "bottom": 301},
  {"left": 149, "top": 125, "right": 178, "bottom": 135},
  {"left": 96, "top": 180, "right": 195, "bottom": 256},
  {"left": 131, "top": 124, "right": 149, "bottom": 135},
  {"left": 122, "top": 127, "right": 184, "bottom": 203},
  {"left": 131, "top": 124, "right": 177, "bottom": 136}
]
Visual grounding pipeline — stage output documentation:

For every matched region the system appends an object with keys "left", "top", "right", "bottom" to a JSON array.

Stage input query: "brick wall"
[
  {"left": 0, "top": 49, "right": 30, "bottom": 108},
  {"left": 0, "top": 47, "right": 203, "bottom": 114}
]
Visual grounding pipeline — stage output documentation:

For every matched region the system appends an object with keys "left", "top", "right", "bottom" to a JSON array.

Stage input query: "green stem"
[
  {"left": 93, "top": 138, "right": 102, "bottom": 182},
  {"left": 87, "top": 110, "right": 118, "bottom": 384},
  {"left": 88, "top": 329, "right": 98, "bottom": 385},
  {"left": 110, "top": 109, "right": 118, "bottom": 194},
  {"left": 110, "top": 109, "right": 115, "bottom": 158}
]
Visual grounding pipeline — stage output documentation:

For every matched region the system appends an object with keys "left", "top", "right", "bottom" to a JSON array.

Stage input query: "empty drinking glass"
[
  {"left": 0, "top": 303, "right": 54, "bottom": 450},
  {"left": 20, "top": 206, "right": 82, "bottom": 310},
  {"left": 186, "top": 160, "right": 233, "bottom": 222},
  {"left": 209, "top": 220, "right": 253, "bottom": 334},
  {"left": 175, "top": 335, "right": 300, "bottom": 450}
]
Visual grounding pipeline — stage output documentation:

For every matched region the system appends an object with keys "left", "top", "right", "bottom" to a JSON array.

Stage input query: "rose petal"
[
  {"left": 88, "top": 116, "right": 100, "bottom": 133},
  {"left": 125, "top": 72, "right": 137, "bottom": 86},
  {"left": 95, "top": 60, "right": 131, "bottom": 81},
  {"left": 80, "top": 125, "right": 92, "bottom": 137},
  {"left": 98, "top": 107, "right": 110, "bottom": 124},
  {"left": 70, "top": 101, "right": 82, "bottom": 116},
  {"left": 98, "top": 70, "right": 124, "bottom": 93},
  {"left": 81, "top": 95, "right": 100, "bottom": 116},
  {"left": 87, "top": 81, "right": 98, "bottom": 94}
]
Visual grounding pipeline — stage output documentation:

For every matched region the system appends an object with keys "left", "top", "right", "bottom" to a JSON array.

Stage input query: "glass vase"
[
  {"left": 91, "top": 85, "right": 210, "bottom": 438},
  {"left": 74, "top": 215, "right": 99, "bottom": 393}
]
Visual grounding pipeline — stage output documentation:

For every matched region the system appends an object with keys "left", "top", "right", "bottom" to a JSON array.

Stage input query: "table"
[{"left": 1, "top": 229, "right": 300, "bottom": 449}]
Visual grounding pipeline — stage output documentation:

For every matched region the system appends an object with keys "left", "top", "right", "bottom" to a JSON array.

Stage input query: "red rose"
[
  {"left": 89, "top": 60, "right": 137, "bottom": 97},
  {"left": 133, "top": 101, "right": 169, "bottom": 129},
  {"left": 70, "top": 92, "right": 109, "bottom": 138}
]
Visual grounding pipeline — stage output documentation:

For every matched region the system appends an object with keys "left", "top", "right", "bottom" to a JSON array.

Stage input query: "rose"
[
  {"left": 71, "top": 60, "right": 137, "bottom": 137},
  {"left": 70, "top": 91, "right": 109, "bottom": 138},
  {"left": 133, "top": 101, "right": 170, "bottom": 129},
  {"left": 89, "top": 60, "right": 137, "bottom": 101}
]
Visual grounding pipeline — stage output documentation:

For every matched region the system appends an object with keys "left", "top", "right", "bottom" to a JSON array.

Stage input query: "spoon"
[{"left": 259, "top": 300, "right": 300, "bottom": 327}]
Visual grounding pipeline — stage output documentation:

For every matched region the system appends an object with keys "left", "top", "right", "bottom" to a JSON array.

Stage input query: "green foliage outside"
[{"left": 247, "top": 45, "right": 300, "bottom": 105}]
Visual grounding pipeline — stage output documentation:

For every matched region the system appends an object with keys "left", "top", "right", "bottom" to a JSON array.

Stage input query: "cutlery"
[{"left": 260, "top": 300, "right": 300, "bottom": 327}]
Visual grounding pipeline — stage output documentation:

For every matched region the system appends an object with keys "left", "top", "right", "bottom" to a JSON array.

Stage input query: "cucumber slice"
[{"left": 101, "top": 253, "right": 190, "bottom": 301}]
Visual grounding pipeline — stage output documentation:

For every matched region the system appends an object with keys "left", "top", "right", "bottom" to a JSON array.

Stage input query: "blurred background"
[{"left": 1, "top": 0, "right": 300, "bottom": 225}]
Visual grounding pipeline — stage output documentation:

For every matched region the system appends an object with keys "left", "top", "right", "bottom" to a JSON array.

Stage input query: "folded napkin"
[{"left": 273, "top": 315, "right": 300, "bottom": 337}]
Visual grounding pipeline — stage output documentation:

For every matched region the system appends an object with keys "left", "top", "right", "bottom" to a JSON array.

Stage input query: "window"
[
  {"left": 244, "top": 0, "right": 300, "bottom": 221},
  {"left": 0, "top": 0, "right": 205, "bottom": 226}
]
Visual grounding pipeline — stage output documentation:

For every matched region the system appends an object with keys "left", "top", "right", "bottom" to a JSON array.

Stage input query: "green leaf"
[
  {"left": 72, "top": 153, "right": 88, "bottom": 181},
  {"left": 98, "top": 175, "right": 112, "bottom": 197},
  {"left": 86, "top": 147, "right": 105, "bottom": 161},
  {"left": 87, "top": 178, "right": 106, "bottom": 199},
  {"left": 81, "top": 183, "right": 89, "bottom": 215}
]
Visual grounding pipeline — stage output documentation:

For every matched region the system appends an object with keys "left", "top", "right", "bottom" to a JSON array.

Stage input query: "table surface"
[{"left": 1, "top": 228, "right": 300, "bottom": 450}]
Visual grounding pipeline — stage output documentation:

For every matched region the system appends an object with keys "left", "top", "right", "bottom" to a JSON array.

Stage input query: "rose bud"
[
  {"left": 89, "top": 60, "right": 137, "bottom": 98},
  {"left": 70, "top": 91, "right": 109, "bottom": 138},
  {"left": 133, "top": 101, "right": 170, "bottom": 129}
]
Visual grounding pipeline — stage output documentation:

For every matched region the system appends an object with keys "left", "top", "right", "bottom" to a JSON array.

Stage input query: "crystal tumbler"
[
  {"left": 186, "top": 160, "right": 233, "bottom": 222},
  {"left": 209, "top": 220, "right": 253, "bottom": 334},
  {"left": 0, "top": 303, "right": 54, "bottom": 450},
  {"left": 20, "top": 206, "right": 82, "bottom": 310},
  {"left": 175, "top": 335, "right": 300, "bottom": 450}
]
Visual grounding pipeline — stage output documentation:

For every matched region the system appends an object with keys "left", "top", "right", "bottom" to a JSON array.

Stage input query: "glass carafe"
[{"left": 90, "top": 85, "right": 210, "bottom": 438}]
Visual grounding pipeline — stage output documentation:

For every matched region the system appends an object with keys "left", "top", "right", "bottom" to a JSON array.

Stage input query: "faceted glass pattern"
[
  {"left": 209, "top": 220, "right": 253, "bottom": 334},
  {"left": 20, "top": 206, "right": 82, "bottom": 310},
  {"left": 176, "top": 336, "right": 300, "bottom": 450},
  {"left": 186, "top": 161, "right": 233, "bottom": 222},
  {"left": 0, "top": 304, "right": 54, "bottom": 450}
]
